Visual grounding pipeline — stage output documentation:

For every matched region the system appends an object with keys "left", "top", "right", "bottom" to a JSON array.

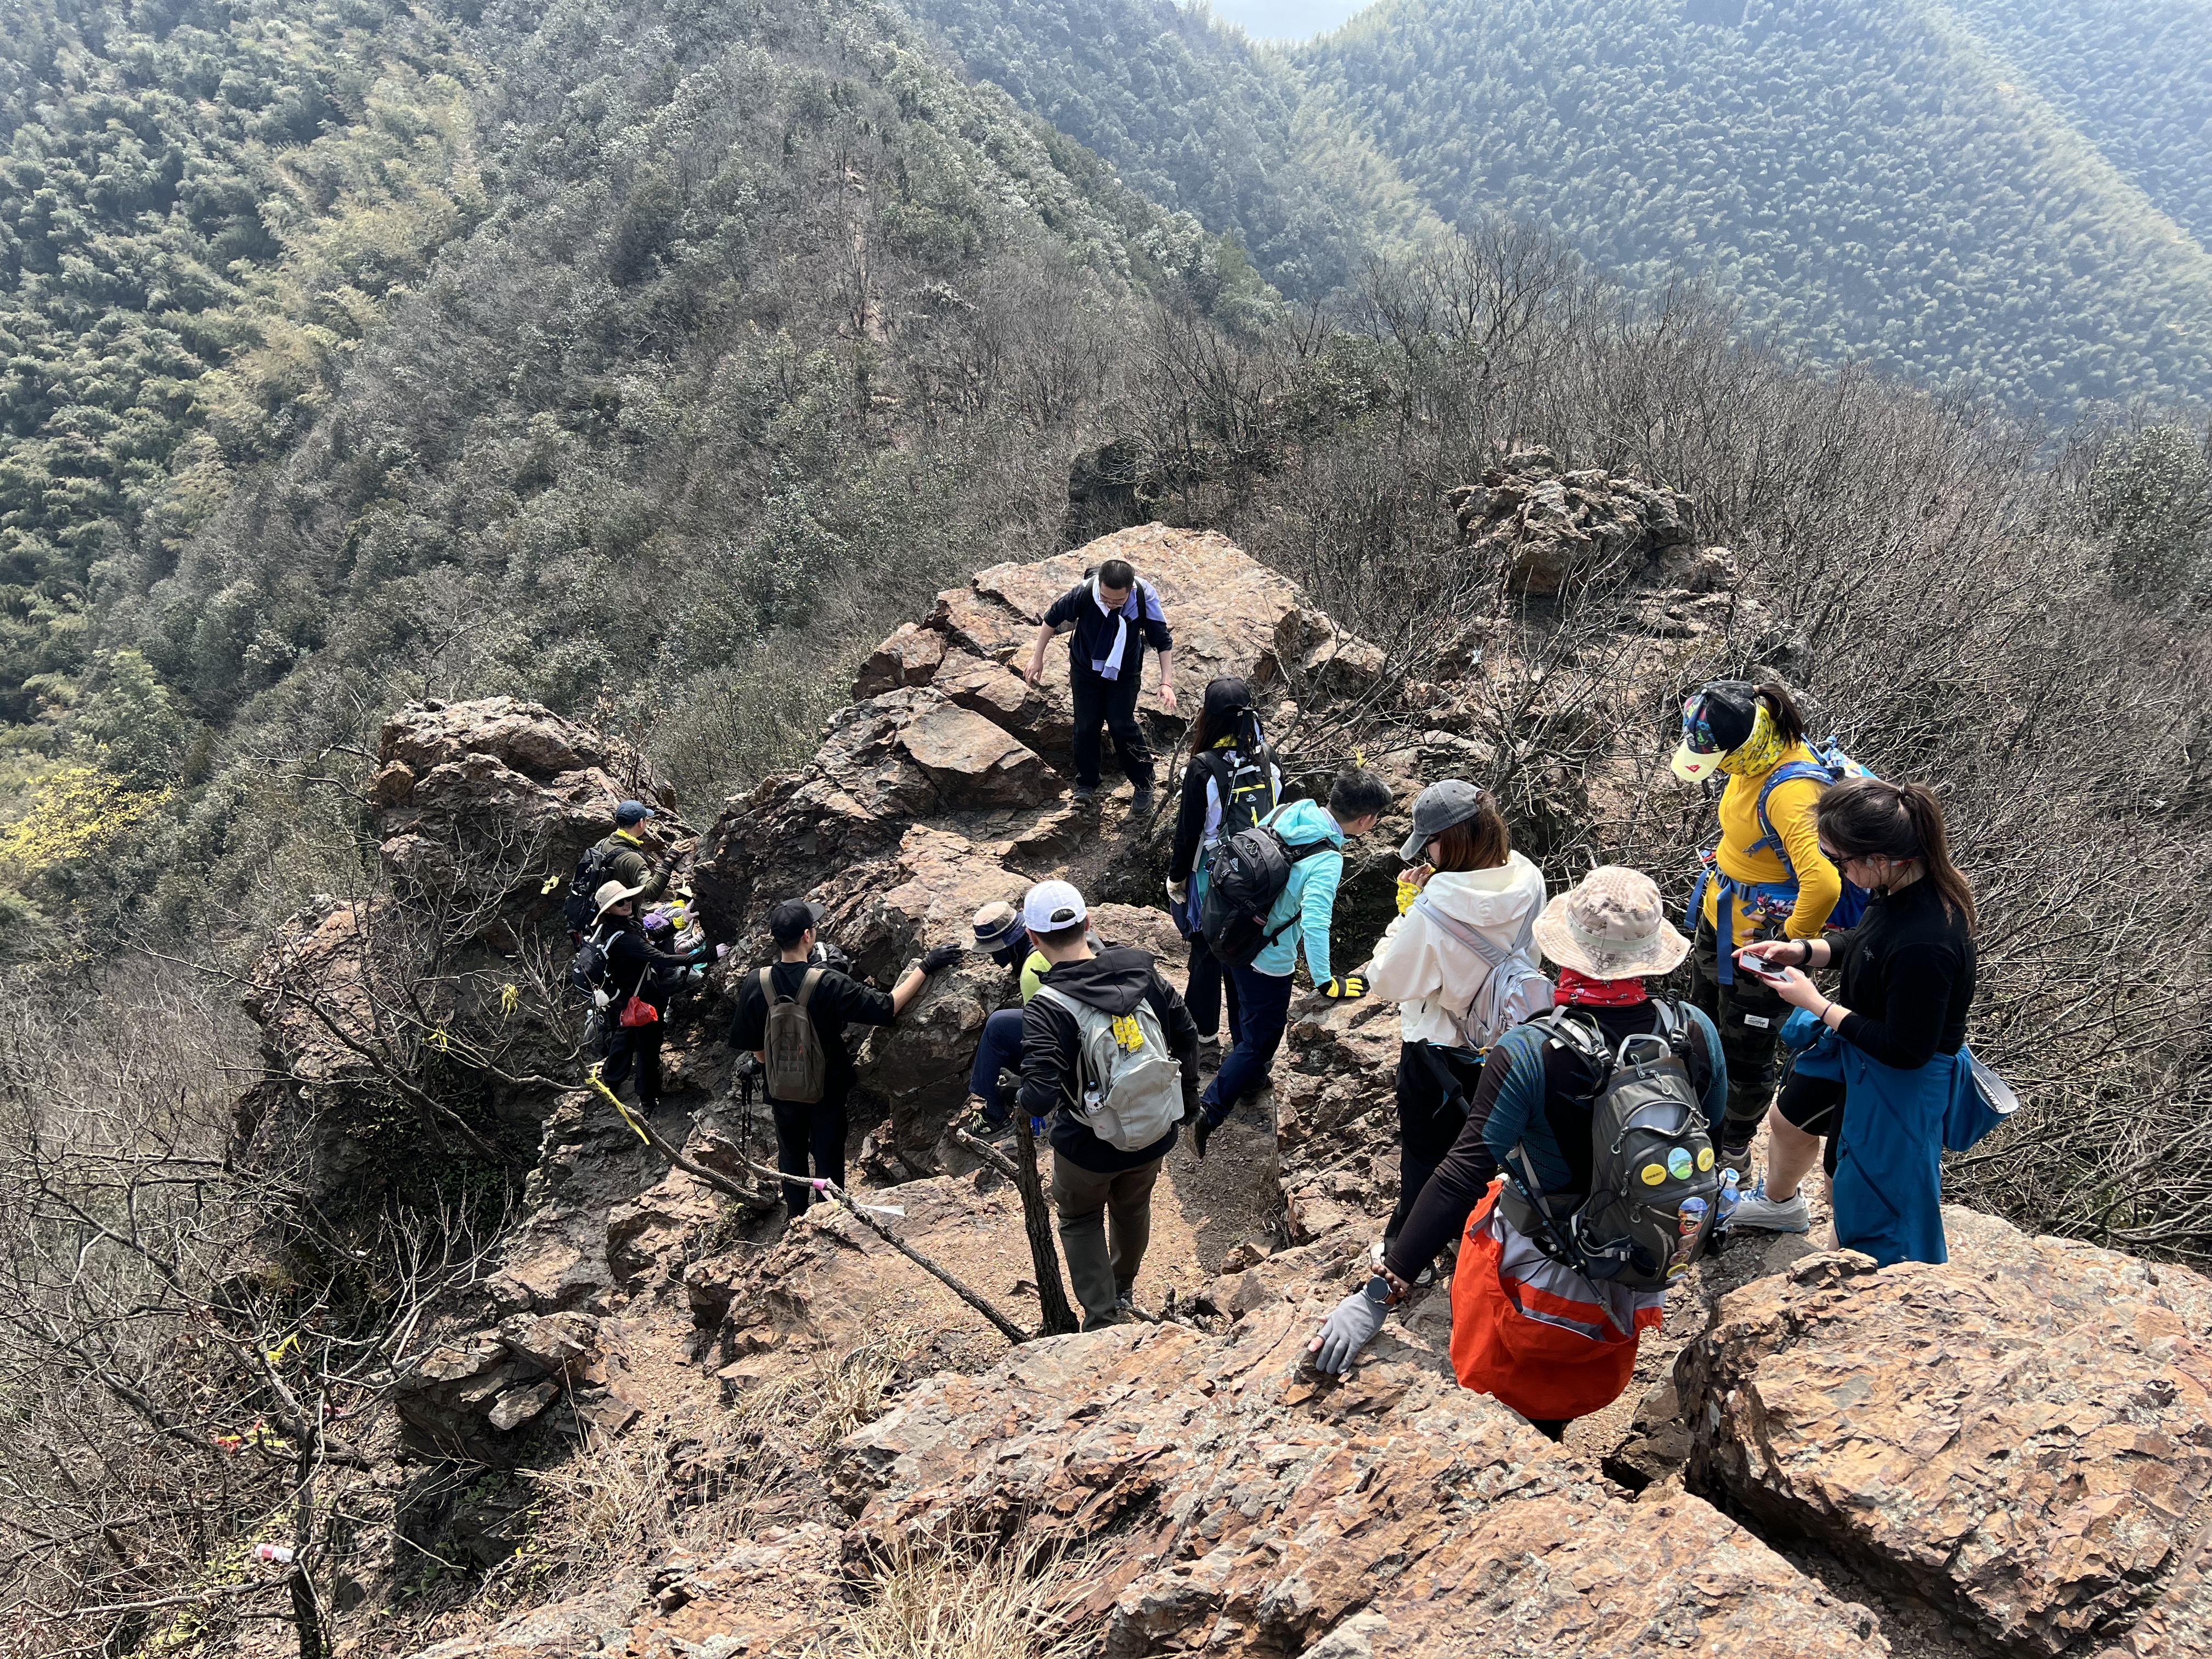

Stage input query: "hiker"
[
  {"left": 1675, "top": 679, "right": 1843, "bottom": 1175},
  {"left": 1734, "top": 778, "right": 1978, "bottom": 1265},
  {"left": 1014, "top": 880, "right": 1201, "bottom": 1329},
  {"left": 592, "top": 878, "right": 716, "bottom": 1119},
  {"left": 1165, "top": 676, "right": 1281, "bottom": 1053},
  {"left": 962, "top": 901, "right": 1037, "bottom": 1138},
  {"left": 1190, "top": 766, "right": 1394, "bottom": 1158},
  {"left": 1362, "top": 780, "right": 1548, "bottom": 1269},
  {"left": 1307, "top": 867, "right": 1726, "bottom": 1443},
  {"left": 1022, "top": 556, "right": 1177, "bottom": 810},
  {"left": 730, "top": 899, "right": 961, "bottom": 1214},
  {"left": 561, "top": 800, "right": 669, "bottom": 935}
]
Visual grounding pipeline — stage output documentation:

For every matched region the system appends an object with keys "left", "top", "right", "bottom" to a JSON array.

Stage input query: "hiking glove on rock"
[
  {"left": 919, "top": 944, "right": 962, "bottom": 973},
  {"left": 1311, "top": 1285, "right": 1389, "bottom": 1374},
  {"left": 1322, "top": 974, "right": 1368, "bottom": 1000},
  {"left": 1166, "top": 878, "right": 1188, "bottom": 906}
]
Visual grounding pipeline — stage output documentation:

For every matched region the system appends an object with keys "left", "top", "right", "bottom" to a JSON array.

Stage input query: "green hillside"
[
  {"left": 1297, "top": 0, "right": 2212, "bottom": 413},
  {"left": 901, "top": 0, "right": 1440, "bottom": 299},
  {"left": 1942, "top": 0, "right": 2212, "bottom": 246}
]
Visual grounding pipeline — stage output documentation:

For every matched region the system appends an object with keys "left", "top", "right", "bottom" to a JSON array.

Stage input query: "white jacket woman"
[{"left": 1361, "top": 781, "right": 1547, "bottom": 1259}]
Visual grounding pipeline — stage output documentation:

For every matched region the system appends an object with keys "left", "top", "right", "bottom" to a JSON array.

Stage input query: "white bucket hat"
[
  {"left": 592, "top": 877, "right": 647, "bottom": 921},
  {"left": 1530, "top": 865, "right": 1690, "bottom": 979}
]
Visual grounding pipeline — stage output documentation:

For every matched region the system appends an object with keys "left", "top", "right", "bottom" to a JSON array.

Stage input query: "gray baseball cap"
[{"left": 1399, "top": 779, "right": 1489, "bottom": 862}]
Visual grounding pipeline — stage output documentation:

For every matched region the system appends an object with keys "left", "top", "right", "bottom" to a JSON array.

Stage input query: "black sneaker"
[
  {"left": 1073, "top": 785, "right": 1097, "bottom": 805},
  {"left": 1130, "top": 786, "right": 1156, "bottom": 814},
  {"left": 1193, "top": 1113, "right": 1217, "bottom": 1159}
]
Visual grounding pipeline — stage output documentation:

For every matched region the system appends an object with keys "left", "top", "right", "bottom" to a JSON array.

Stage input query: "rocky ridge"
[{"left": 224, "top": 515, "right": 2212, "bottom": 1659}]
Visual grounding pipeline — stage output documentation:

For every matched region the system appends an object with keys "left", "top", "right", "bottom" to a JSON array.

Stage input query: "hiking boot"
[
  {"left": 1730, "top": 1181, "right": 1812, "bottom": 1234},
  {"left": 1072, "top": 785, "right": 1098, "bottom": 806},
  {"left": 1719, "top": 1140, "right": 1756, "bottom": 1179},
  {"left": 1081, "top": 1307, "right": 1136, "bottom": 1332},
  {"left": 1115, "top": 1287, "right": 1135, "bottom": 1311},
  {"left": 1196, "top": 1030, "right": 1222, "bottom": 1051},
  {"left": 1130, "top": 785, "right": 1156, "bottom": 815},
  {"left": 1193, "top": 1112, "right": 1220, "bottom": 1159}
]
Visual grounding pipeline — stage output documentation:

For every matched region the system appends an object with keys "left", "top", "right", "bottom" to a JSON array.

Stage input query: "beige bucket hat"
[
  {"left": 592, "top": 877, "right": 647, "bottom": 922},
  {"left": 1530, "top": 865, "right": 1690, "bottom": 980}
]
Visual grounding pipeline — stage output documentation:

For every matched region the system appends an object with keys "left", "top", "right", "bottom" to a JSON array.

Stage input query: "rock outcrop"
[
  {"left": 691, "top": 526, "right": 1395, "bottom": 1155},
  {"left": 1447, "top": 446, "right": 1697, "bottom": 596},
  {"left": 1679, "top": 1206, "right": 2212, "bottom": 1658}
]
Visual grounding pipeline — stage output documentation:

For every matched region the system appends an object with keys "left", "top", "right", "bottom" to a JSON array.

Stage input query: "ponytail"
[
  {"left": 1817, "top": 777, "right": 1977, "bottom": 933},
  {"left": 1751, "top": 679, "right": 1807, "bottom": 746}
]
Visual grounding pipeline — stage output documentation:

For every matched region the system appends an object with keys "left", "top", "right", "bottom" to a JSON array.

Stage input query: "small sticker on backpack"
[
  {"left": 1742, "top": 1013, "right": 1771, "bottom": 1029},
  {"left": 1110, "top": 1013, "right": 1145, "bottom": 1052}
]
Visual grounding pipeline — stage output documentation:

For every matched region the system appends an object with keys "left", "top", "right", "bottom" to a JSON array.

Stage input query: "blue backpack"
[{"left": 1692, "top": 736, "right": 1877, "bottom": 980}]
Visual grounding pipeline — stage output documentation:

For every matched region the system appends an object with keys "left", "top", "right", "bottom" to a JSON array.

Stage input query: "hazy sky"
[{"left": 1206, "top": 0, "right": 1372, "bottom": 41}]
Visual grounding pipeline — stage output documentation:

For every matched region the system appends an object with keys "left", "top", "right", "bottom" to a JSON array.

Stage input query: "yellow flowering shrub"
[{"left": 0, "top": 768, "right": 174, "bottom": 881}]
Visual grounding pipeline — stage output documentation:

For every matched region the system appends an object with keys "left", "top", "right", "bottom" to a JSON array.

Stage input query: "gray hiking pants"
[{"left": 1051, "top": 1152, "right": 1163, "bottom": 1324}]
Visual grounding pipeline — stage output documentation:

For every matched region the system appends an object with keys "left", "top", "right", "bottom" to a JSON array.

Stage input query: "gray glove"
[
  {"left": 686, "top": 964, "right": 707, "bottom": 985},
  {"left": 1309, "top": 1282, "right": 1391, "bottom": 1375}
]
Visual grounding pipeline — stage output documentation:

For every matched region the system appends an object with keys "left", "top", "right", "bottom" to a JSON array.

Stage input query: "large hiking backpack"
[
  {"left": 1410, "top": 894, "right": 1556, "bottom": 1048},
  {"left": 1503, "top": 1003, "right": 1720, "bottom": 1292},
  {"left": 569, "top": 922, "right": 614, "bottom": 998},
  {"left": 561, "top": 839, "right": 622, "bottom": 933},
  {"left": 1197, "top": 711, "right": 1279, "bottom": 843},
  {"left": 759, "top": 966, "right": 828, "bottom": 1104},
  {"left": 1199, "top": 806, "right": 1336, "bottom": 968},
  {"left": 1032, "top": 985, "right": 1183, "bottom": 1152}
]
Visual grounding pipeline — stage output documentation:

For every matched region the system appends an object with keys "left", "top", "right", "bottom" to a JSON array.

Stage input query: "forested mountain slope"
[
  {"left": 0, "top": 0, "right": 1260, "bottom": 943},
  {"left": 900, "top": 0, "right": 1441, "bottom": 299},
  {"left": 1944, "top": 0, "right": 2212, "bottom": 247}
]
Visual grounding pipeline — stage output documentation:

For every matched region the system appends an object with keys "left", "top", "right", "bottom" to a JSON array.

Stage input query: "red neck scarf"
[{"left": 1555, "top": 967, "right": 1649, "bottom": 1007}]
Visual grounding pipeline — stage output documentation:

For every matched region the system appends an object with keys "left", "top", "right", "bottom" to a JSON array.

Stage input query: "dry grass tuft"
[
  {"left": 518, "top": 1427, "right": 678, "bottom": 1567},
  {"left": 730, "top": 1329, "right": 907, "bottom": 1450},
  {"left": 817, "top": 1531, "right": 1090, "bottom": 1659}
]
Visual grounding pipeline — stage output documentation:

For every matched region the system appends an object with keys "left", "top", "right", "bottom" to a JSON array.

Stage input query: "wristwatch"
[{"left": 1364, "top": 1273, "right": 1401, "bottom": 1307}]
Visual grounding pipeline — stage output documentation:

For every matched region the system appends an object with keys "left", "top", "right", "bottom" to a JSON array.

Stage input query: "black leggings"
[{"left": 1385, "top": 1043, "right": 1483, "bottom": 1251}]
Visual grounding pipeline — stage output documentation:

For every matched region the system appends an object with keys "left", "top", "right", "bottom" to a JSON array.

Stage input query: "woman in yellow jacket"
[{"left": 1673, "top": 679, "right": 1844, "bottom": 1175}]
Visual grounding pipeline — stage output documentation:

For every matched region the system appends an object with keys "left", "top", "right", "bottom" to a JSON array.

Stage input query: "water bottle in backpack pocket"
[
  {"left": 1032, "top": 986, "right": 1183, "bottom": 1152},
  {"left": 1502, "top": 1004, "right": 1721, "bottom": 1291}
]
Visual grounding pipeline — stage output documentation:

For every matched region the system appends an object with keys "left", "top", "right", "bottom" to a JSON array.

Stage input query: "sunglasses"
[{"left": 1819, "top": 845, "right": 1875, "bottom": 867}]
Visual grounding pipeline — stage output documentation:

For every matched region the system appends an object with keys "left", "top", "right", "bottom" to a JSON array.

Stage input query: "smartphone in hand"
[{"left": 1735, "top": 949, "right": 1791, "bottom": 983}]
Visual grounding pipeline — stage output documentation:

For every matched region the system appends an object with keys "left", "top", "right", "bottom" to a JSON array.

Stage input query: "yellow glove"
[
  {"left": 1322, "top": 974, "right": 1368, "bottom": 1000},
  {"left": 1394, "top": 875, "right": 1420, "bottom": 915}
]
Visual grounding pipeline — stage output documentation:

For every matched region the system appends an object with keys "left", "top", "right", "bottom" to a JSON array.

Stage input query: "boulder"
[
  {"left": 853, "top": 622, "right": 947, "bottom": 699},
  {"left": 1449, "top": 462, "right": 1697, "bottom": 596},
  {"left": 847, "top": 1275, "right": 1889, "bottom": 1656},
  {"left": 393, "top": 1311, "right": 612, "bottom": 1452},
  {"left": 1679, "top": 1207, "right": 2212, "bottom": 1657},
  {"left": 897, "top": 700, "right": 1051, "bottom": 808}
]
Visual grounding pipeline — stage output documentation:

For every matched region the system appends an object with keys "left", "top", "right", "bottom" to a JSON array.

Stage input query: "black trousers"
[
  {"left": 601, "top": 1021, "right": 664, "bottom": 1113},
  {"left": 1183, "top": 926, "right": 1243, "bottom": 1043},
  {"left": 1070, "top": 668, "right": 1152, "bottom": 789},
  {"left": 772, "top": 1089, "right": 848, "bottom": 1215},
  {"left": 1688, "top": 915, "right": 1793, "bottom": 1148},
  {"left": 1385, "top": 1042, "right": 1484, "bottom": 1249}
]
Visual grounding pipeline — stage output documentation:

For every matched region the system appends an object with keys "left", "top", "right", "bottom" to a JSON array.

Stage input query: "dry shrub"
[
  {"left": 730, "top": 1331, "right": 906, "bottom": 1451},
  {"left": 817, "top": 1532, "right": 1088, "bottom": 1659},
  {"left": 517, "top": 1429, "right": 680, "bottom": 1570}
]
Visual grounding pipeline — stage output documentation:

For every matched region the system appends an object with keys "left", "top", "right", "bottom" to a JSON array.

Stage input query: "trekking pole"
[
  {"left": 953, "top": 1125, "right": 1079, "bottom": 1337},
  {"left": 584, "top": 1069, "right": 777, "bottom": 1209},
  {"left": 585, "top": 1071, "right": 1032, "bottom": 1345}
]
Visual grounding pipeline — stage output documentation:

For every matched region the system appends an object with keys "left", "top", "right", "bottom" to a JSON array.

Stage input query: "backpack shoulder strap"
[
  {"left": 795, "top": 966, "right": 825, "bottom": 1009},
  {"left": 1750, "top": 760, "right": 1833, "bottom": 868},
  {"left": 1531, "top": 1007, "right": 1615, "bottom": 1096},
  {"left": 758, "top": 966, "right": 780, "bottom": 1004},
  {"left": 1413, "top": 893, "right": 1511, "bottom": 969}
]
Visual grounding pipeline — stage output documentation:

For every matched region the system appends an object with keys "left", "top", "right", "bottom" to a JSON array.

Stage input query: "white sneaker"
[{"left": 1730, "top": 1181, "right": 1812, "bottom": 1234}]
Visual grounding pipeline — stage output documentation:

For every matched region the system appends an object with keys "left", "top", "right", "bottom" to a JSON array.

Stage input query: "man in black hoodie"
[{"left": 1015, "top": 879, "right": 1201, "bottom": 1330}]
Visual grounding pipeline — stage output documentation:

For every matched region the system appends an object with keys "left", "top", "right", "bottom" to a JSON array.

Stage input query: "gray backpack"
[
  {"left": 759, "top": 967, "right": 827, "bottom": 1104},
  {"left": 1501, "top": 1002, "right": 1720, "bottom": 1292},
  {"left": 1033, "top": 985, "right": 1183, "bottom": 1152},
  {"left": 1411, "top": 893, "right": 1556, "bottom": 1048}
]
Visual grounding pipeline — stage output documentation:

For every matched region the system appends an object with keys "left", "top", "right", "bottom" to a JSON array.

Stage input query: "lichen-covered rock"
[
  {"left": 847, "top": 1278, "right": 1889, "bottom": 1657},
  {"left": 1449, "top": 458, "right": 1696, "bottom": 595},
  {"left": 1679, "top": 1206, "right": 2212, "bottom": 1657}
]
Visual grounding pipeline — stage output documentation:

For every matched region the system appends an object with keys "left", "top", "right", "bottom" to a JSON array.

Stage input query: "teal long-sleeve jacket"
[{"left": 1248, "top": 797, "right": 1345, "bottom": 983}]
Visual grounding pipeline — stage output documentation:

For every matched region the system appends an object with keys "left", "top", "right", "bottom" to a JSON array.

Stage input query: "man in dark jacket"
[
  {"left": 1022, "top": 556, "right": 1177, "bottom": 811},
  {"left": 593, "top": 878, "right": 715, "bottom": 1116},
  {"left": 730, "top": 899, "right": 960, "bottom": 1214},
  {"left": 593, "top": 800, "right": 668, "bottom": 903},
  {"left": 1015, "top": 880, "right": 1200, "bottom": 1329}
]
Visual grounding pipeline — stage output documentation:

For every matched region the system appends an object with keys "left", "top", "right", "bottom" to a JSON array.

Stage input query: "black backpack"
[
  {"left": 1197, "top": 710, "right": 1278, "bottom": 841},
  {"left": 561, "top": 840, "right": 620, "bottom": 933},
  {"left": 568, "top": 921, "right": 614, "bottom": 997},
  {"left": 1500, "top": 1002, "right": 1722, "bottom": 1293},
  {"left": 1198, "top": 805, "right": 1336, "bottom": 968}
]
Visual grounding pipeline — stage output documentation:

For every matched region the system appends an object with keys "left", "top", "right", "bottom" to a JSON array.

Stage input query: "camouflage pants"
[{"left": 1688, "top": 915, "right": 1792, "bottom": 1149}]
